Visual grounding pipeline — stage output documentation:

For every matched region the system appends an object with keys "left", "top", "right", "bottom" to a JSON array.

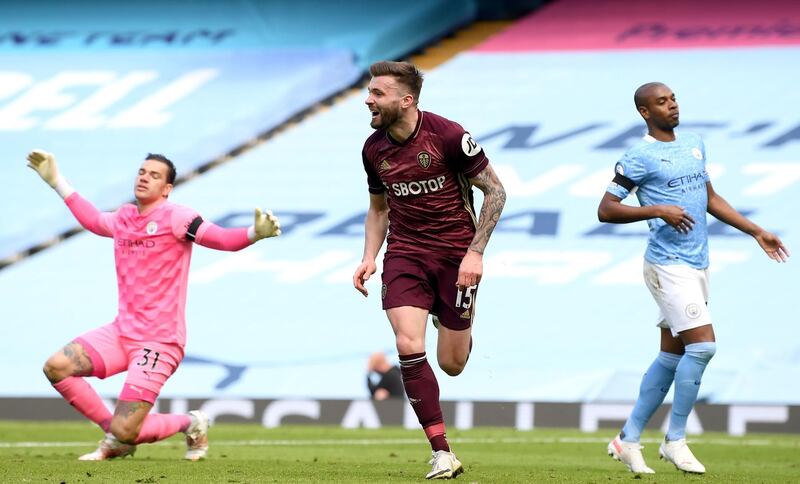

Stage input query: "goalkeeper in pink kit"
[{"left": 27, "top": 150, "right": 281, "bottom": 461}]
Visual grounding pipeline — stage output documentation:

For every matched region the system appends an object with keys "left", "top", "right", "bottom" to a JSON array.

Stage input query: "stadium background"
[{"left": 1, "top": 0, "right": 798, "bottom": 436}]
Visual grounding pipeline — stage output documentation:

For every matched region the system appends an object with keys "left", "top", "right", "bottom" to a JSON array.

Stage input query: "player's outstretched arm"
[
  {"left": 706, "top": 182, "right": 790, "bottom": 262},
  {"left": 26, "top": 149, "right": 74, "bottom": 198},
  {"left": 26, "top": 149, "right": 114, "bottom": 237},
  {"left": 353, "top": 193, "right": 388, "bottom": 297},
  {"left": 193, "top": 208, "right": 281, "bottom": 252}
]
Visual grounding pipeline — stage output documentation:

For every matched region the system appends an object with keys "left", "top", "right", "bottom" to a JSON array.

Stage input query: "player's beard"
[
  {"left": 371, "top": 104, "right": 400, "bottom": 130},
  {"left": 665, "top": 111, "right": 679, "bottom": 129},
  {"left": 662, "top": 118, "right": 679, "bottom": 130},
  {"left": 653, "top": 114, "right": 679, "bottom": 132}
]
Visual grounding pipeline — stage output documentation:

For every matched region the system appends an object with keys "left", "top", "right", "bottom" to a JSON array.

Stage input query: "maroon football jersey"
[{"left": 362, "top": 111, "right": 489, "bottom": 257}]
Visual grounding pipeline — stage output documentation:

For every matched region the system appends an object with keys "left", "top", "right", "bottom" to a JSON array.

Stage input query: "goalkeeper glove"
[
  {"left": 26, "top": 149, "right": 74, "bottom": 198},
  {"left": 248, "top": 208, "right": 281, "bottom": 241}
]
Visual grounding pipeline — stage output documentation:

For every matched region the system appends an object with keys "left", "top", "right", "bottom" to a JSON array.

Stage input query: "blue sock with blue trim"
[
  {"left": 666, "top": 342, "right": 716, "bottom": 441},
  {"left": 620, "top": 351, "right": 681, "bottom": 443}
]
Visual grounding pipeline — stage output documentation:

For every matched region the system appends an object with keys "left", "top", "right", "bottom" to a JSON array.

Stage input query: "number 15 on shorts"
[{"left": 455, "top": 285, "right": 476, "bottom": 309}]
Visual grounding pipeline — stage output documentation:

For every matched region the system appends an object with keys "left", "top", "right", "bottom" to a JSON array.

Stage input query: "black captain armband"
[
  {"left": 612, "top": 173, "right": 636, "bottom": 191},
  {"left": 185, "top": 216, "right": 204, "bottom": 242}
]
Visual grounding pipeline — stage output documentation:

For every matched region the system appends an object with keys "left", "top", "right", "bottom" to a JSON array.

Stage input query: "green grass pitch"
[{"left": 1, "top": 422, "right": 798, "bottom": 482}]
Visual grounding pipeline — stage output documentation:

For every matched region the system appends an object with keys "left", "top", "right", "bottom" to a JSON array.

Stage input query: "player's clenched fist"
[
  {"left": 253, "top": 208, "right": 281, "bottom": 239},
  {"left": 27, "top": 149, "right": 60, "bottom": 187}
]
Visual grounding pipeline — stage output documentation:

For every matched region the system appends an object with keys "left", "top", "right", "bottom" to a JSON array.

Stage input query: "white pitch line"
[{"left": 0, "top": 436, "right": 797, "bottom": 449}]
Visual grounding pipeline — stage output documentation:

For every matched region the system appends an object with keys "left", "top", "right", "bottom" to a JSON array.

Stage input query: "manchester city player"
[
  {"left": 27, "top": 150, "right": 280, "bottom": 461},
  {"left": 598, "top": 83, "right": 789, "bottom": 474}
]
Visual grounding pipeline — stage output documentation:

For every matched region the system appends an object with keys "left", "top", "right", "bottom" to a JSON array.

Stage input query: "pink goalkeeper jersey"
[
  {"left": 64, "top": 192, "right": 253, "bottom": 346},
  {"left": 87, "top": 199, "right": 199, "bottom": 346}
]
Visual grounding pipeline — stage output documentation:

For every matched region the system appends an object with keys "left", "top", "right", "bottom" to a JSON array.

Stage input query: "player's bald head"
[{"left": 634, "top": 82, "right": 669, "bottom": 109}]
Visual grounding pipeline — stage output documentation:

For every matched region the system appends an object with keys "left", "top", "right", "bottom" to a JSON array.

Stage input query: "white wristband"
[
  {"left": 247, "top": 225, "right": 257, "bottom": 242},
  {"left": 53, "top": 175, "right": 75, "bottom": 199}
]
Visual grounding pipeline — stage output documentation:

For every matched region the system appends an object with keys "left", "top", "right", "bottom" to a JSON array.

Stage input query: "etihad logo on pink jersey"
[
  {"left": 117, "top": 238, "right": 156, "bottom": 248},
  {"left": 388, "top": 175, "right": 446, "bottom": 197}
]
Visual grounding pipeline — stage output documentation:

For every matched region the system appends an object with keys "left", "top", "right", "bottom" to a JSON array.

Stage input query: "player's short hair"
[
  {"left": 369, "top": 61, "right": 423, "bottom": 103},
  {"left": 634, "top": 82, "right": 666, "bottom": 109},
  {"left": 145, "top": 153, "right": 176, "bottom": 184}
]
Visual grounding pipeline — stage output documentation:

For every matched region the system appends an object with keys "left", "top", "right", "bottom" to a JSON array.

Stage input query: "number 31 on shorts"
[
  {"left": 136, "top": 348, "right": 161, "bottom": 370},
  {"left": 455, "top": 286, "right": 477, "bottom": 309}
]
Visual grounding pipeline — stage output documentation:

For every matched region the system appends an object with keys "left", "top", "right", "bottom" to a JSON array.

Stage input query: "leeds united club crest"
[{"left": 417, "top": 151, "right": 431, "bottom": 169}]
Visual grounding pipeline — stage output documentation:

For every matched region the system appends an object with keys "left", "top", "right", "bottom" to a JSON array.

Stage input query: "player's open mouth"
[{"left": 371, "top": 111, "right": 379, "bottom": 118}]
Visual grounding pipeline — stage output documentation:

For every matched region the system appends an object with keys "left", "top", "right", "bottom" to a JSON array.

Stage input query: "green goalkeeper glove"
[
  {"left": 27, "top": 149, "right": 60, "bottom": 187},
  {"left": 249, "top": 208, "right": 281, "bottom": 241},
  {"left": 27, "top": 149, "right": 74, "bottom": 198}
]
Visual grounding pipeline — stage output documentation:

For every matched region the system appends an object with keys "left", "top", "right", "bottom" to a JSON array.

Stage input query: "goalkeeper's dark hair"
[
  {"left": 369, "top": 61, "right": 423, "bottom": 104},
  {"left": 145, "top": 153, "right": 176, "bottom": 184}
]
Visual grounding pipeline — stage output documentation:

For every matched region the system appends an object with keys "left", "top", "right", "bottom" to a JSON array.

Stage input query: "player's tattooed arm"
[{"left": 468, "top": 163, "right": 506, "bottom": 254}]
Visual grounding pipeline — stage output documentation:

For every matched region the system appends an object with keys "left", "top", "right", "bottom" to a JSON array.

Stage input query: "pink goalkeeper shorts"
[{"left": 75, "top": 322, "right": 184, "bottom": 404}]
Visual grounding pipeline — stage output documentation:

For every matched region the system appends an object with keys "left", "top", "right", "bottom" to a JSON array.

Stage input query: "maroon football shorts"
[{"left": 381, "top": 252, "right": 477, "bottom": 331}]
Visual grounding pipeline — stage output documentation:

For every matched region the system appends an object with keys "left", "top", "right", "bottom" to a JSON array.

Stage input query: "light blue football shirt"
[{"left": 606, "top": 133, "right": 710, "bottom": 269}]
